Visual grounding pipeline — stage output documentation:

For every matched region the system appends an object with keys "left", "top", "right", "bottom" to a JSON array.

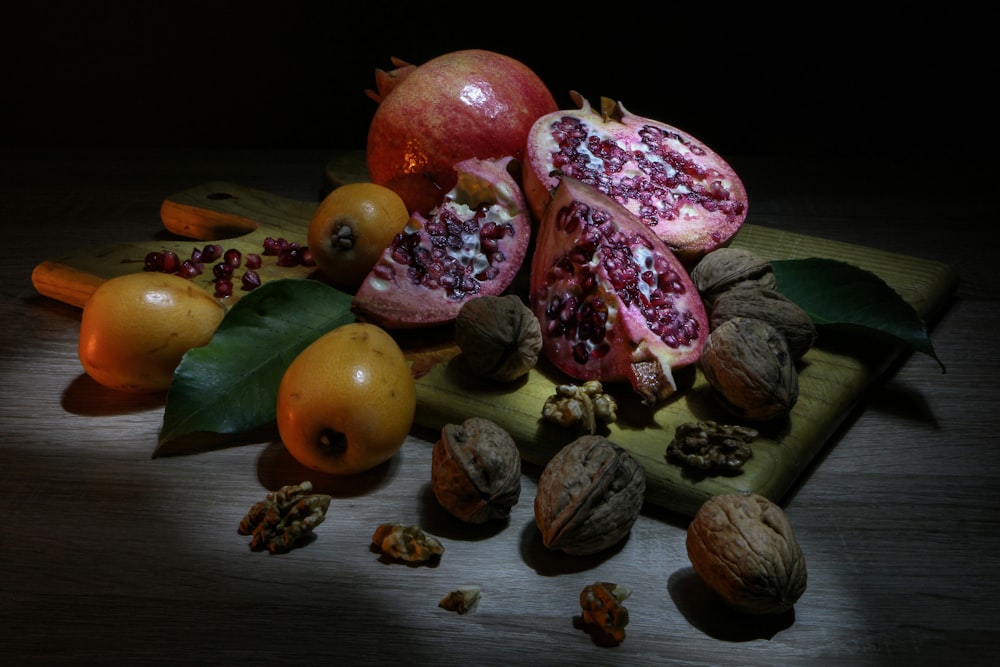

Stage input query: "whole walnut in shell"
[
  {"left": 534, "top": 435, "right": 645, "bottom": 556},
  {"left": 700, "top": 317, "right": 799, "bottom": 421},
  {"left": 686, "top": 492, "right": 807, "bottom": 615},
  {"left": 691, "top": 247, "right": 778, "bottom": 307},
  {"left": 431, "top": 417, "right": 521, "bottom": 524},
  {"left": 454, "top": 294, "right": 542, "bottom": 382},
  {"left": 710, "top": 286, "right": 817, "bottom": 360}
]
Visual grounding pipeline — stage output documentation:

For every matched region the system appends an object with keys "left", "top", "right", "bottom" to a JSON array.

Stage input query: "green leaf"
[
  {"left": 157, "top": 279, "right": 355, "bottom": 450},
  {"left": 771, "top": 258, "right": 944, "bottom": 371}
]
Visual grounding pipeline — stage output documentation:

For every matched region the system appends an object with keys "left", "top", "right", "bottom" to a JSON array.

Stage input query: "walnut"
[
  {"left": 372, "top": 522, "right": 444, "bottom": 562},
  {"left": 666, "top": 420, "right": 759, "bottom": 471},
  {"left": 431, "top": 417, "right": 521, "bottom": 524},
  {"left": 438, "top": 586, "right": 481, "bottom": 614},
  {"left": 690, "top": 247, "right": 778, "bottom": 307},
  {"left": 710, "top": 286, "right": 817, "bottom": 360},
  {"left": 237, "top": 481, "right": 332, "bottom": 554},
  {"left": 534, "top": 435, "right": 646, "bottom": 556},
  {"left": 454, "top": 294, "right": 542, "bottom": 382},
  {"left": 579, "top": 582, "right": 631, "bottom": 646},
  {"left": 700, "top": 317, "right": 799, "bottom": 422},
  {"left": 541, "top": 380, "right": 618, "bottom": 434},
  {"left": 686, "top": 492, "right": 807, "bottom": 615}
]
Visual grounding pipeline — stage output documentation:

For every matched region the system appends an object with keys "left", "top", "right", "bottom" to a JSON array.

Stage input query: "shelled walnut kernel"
[
  {"left": 237, "top": 481, "right": 332, "bottom": 554},
  {"left": 666, "top": 420, "right": 759, "bottom": 471},
  {"left": 372, "top": 523, "right": 444, "bottom": 562},
  {"left": 579, "top": 582, "right": 631, "bottom": 645},
  {"left": 541, "top": 380, "right": 618, "bottom": 434}
]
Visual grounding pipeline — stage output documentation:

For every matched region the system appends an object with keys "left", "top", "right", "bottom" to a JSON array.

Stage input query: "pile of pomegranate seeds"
[{"left": 143, "top": 237, "right": 314, "bottom": 298}]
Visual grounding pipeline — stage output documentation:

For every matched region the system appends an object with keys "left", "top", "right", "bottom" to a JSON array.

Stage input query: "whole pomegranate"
[
  {"left": 352, "top": 156, "right": 531, "bottom": 329},
  {"left": 524, "top": 93, "right": 748, "bottom": 266},
  {"left": 366, "top": 49, "right": 558, "bottom": 214},
  {"left": 530, "top": 177, "right": 708, "bottom": 406}
]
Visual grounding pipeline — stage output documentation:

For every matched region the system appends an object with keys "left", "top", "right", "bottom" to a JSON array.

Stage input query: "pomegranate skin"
[
  {"left": 366, "top": 50, "right": 558, "bottom": 215},
  {"left": 525, "top": 94, "right": 748, "bottom": 266},
  {"left": 530, "top": 177, "right": 709, "bottom": 405},
  {"left": 353, "top": 156, "right": 531, "bottom": 329}
]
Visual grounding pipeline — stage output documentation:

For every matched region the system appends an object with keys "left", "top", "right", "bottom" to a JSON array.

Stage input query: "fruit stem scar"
[{"left": 319, "top": 428, "right": 348, "bottom": 456}]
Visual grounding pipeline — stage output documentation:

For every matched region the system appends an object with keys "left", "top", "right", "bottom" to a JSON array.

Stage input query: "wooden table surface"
[{"left": 2, "top": 148, "right": 997, "bottom": 665}]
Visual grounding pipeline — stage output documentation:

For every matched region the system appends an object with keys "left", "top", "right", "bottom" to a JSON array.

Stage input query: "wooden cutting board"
[{"left": 31, "top": 181, "right": 959, "bottom": 517}]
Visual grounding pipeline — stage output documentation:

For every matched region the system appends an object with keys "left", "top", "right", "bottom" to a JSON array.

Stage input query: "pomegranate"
[
  {"left": 530, "top": 177, "right": 708, "bottom": 405},
  {"left": 352, "top": 156, "right": 530, "bottom": 329},
  {"left": 365, "top": 49, "right": 558, "bottom": 214},
  {"left": 524, "top": 93, "right": 748, "bottom": 266}
]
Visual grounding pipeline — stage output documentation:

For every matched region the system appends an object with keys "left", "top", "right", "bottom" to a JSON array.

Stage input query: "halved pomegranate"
[
  {"left": 352, "top": 156, "right": 530, "bottom": 329},
  {"left": 530, "top": 177, "right": 708, "bottom": 405},
  {"left": 524, "top": 93, "right": 748, "bottom": 266}
]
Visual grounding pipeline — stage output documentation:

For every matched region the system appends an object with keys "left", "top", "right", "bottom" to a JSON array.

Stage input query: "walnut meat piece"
[
  {"left": 579, "top": 582, "right": 631, "bottom": 645},
  {"left": 700, "top": 317, "right": 799, "bottom": 421},
  {"left": 541, "top": 380, "right": 618, "bottom": 434},
  {"left": 534, "top": 435, "right": 646, "bottom": 556},
  {"left": 686, "top": 492, "right": 807, "bottom": 615},
  {"left": 454, "top": 294, "right": 542, "bottom": 382},
  {"left": 431, "top": 417, "right": 521, "bottom": 524},
  {"left": 666, "top": 420, "right": 759, "bottom": 471},
  {"left": 237, "top": 481, "right": 332, "bottom": 554},
  {"left": 710, "top": 286, "right": 817, "bottom": 360},
  {"left": 372, "top": 523, "right": 444, "bottom": 562}
]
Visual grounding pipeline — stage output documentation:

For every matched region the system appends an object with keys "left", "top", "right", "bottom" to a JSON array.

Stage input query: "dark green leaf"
[
  {"left": 157, "top": 279, "right": 355, "bottom": 450},
  {"left": 771, "top": 258, "right": 943, "bottom": 371}
]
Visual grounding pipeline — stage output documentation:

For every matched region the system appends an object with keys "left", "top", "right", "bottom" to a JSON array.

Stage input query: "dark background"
[{"left": 3, "top": 2, "right": 991, "bottom": 160}]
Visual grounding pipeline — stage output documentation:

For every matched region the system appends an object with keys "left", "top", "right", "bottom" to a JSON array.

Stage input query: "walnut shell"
[
  {"left": 690, "top": 248, "right": 777, "bottom": 307},
  {"left": 686, "top": 492, "right": 807, "bottom": 615},
  {"left": 534, "top": 435, "right": 646, "bottom": 556},
  {"left": 710, "top": 286, "right": 817, "bottom": 360},
  {"left": 454, "top": 294, "right": 542, "bottom": 382},
  {"left": 700, "top": 317, "right": 799, "bottom": 421},
  {"left": 431, "top": 417, "right": 521, "bottom": 524}
]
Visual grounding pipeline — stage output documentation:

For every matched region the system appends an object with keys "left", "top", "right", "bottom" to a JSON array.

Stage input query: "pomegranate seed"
[
  {"left": 214, "top": 278, "right": 233, "bottom": 298},
  {"left": 212, "top": 262, "right": 233, "bottom": 279},
  {"left": 177, "top": 259, "right": 202, "bottom": 278},
  {"left": 190, "top": 247, "right": 203, "bottom": 263},
  {"left": 245, "top": 253, "right": 262, "bottom": 269},
  {"left": 277, "top": 247, "right": 301, "bottom": 267},
  {"left": 299, "top": 247, "right": 315, "bottom": 267},
  {"left": 201, "top": 244, "right": 223, "bottom": 262},
  {"left": 161, "top": 251, "right": 181, "bottom": 274},
  {"left": 144, "top": 251, "right": 164, "bottom": 272},
  {"left": 241, "top": 270, "right": 261, "bottom": 290},
  {"left": 224, "top": 248, "right": 242, "bottom": 267},
  {"left": 262, "top": 237, "right": 281, "bottom": 255}
]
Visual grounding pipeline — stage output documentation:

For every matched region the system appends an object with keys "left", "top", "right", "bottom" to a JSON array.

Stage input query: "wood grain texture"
[
  {"left": 2, "top": 149, "right": 997, "bottom": 665},
  {"left": 30, "top": 180, "right": 959, "bottom": 517}
]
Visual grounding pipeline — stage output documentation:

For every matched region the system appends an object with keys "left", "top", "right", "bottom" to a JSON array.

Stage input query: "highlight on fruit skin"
[
  {"left": 77, "top": 272, "right": 226, "bottom": 393},
  {"left": 275, "top": 322, "right": 417, "bottom": 476}
]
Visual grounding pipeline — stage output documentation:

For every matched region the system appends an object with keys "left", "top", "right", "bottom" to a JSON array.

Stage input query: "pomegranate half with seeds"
[
  {"left": 366, "top": 49, "right": 558, "bottom": 215},
  {"left": 530, "top": 177, "right": 709, "bottom": 406},
  {"left": 352, "top": 156, "right": 531, "bottom": 329},
  {"left": 524, "top": 93, "right": 748, "bottom": 266}
]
